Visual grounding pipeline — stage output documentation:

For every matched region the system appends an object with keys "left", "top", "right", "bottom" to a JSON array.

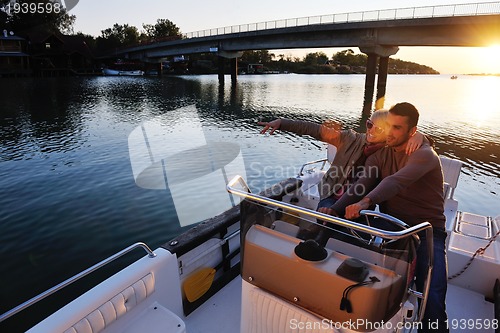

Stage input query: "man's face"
[{"left": 386, "top": 113, "right": 416, "bottom": 149}]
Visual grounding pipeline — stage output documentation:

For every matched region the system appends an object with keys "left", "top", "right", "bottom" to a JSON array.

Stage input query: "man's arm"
[
  {"left": 366, "top": 147, "right": 436, "bottom": 205},
  {"left": 328, "top": 156, "right": 380, "bottom": 217},
  {"left": 344, "top": 146, "right": 438, "bottom": 219}
]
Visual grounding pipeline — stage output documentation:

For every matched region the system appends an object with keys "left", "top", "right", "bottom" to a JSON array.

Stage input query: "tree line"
[
  {"left": 230, "top": 49, "right": 439, "bottom": 74},
  {"left": 0, "top": 1, "right": 439, "bottom": 74}
]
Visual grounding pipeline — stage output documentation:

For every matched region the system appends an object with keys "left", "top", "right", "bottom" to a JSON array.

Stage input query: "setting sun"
[{"left": 477, "top": 44, "right": 500, "bottom": 74}]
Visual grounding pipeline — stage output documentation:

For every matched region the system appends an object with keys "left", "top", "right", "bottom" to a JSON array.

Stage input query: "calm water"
[{"left": 1, "top": 74, "right": 499, "bottom": 331}]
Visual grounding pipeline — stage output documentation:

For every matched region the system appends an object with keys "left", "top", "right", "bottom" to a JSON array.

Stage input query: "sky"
[{"left": 70, "top": 0, "right": 500, "bottom": 74}]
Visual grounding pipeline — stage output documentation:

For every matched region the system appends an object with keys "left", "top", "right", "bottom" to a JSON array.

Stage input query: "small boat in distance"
[
  {"left": 102, "top": 68, "right": 144, "bottom": 76},
  {"left": 102, "top": 60, "right": 145, "bottom": 76},
  {"left": 450, "top": 75, "right": 458, "bottom": 79}
]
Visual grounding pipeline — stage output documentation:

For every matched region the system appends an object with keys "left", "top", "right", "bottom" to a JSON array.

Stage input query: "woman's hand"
[
  {"left": 318, "top": 207, "right": 337, "bottom": 216},
  {"left": 258, "top": 119, "right": 281, "bottom": 135},
  {"left": 406, "top": 131, "right": 425, "bottom": 155}
]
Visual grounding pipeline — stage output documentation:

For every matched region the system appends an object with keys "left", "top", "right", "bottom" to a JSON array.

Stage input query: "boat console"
[
  {"left": 227, "top": 175, "right": 431, "bottom": 332},
  {"left": 242, "top": 224, "right": 405, "bottom": 331}
]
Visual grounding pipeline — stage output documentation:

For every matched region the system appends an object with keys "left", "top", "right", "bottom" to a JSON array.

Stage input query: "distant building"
[
  {"left": 238, "top": 63, "right": 264, "bottom": 74},
  {"left": 21, "top": 30, "right": 96, "bottom": 76},
  {"left": 0, "top": 30, "right": 31, "bottom": 77}
]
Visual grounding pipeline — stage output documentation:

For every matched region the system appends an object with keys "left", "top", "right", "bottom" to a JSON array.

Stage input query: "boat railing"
[
  {"left": 0, "top": 242, "right": 156, "bottom": 323},
  {"left": 226, "top": 174, "right": 434, "bottom": 322},
  {"left": 184, "top": 1, "right": 500, "bottom": 38}
]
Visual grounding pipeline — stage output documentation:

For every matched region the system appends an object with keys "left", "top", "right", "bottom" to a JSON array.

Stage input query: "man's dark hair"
[{"left": 389, "top": 102, "right": 419, "bottom": 129}]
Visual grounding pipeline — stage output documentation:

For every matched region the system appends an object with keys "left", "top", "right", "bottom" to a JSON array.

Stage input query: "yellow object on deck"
[{"left": 183, "top": 267, "right": 216, "bottom": 302}]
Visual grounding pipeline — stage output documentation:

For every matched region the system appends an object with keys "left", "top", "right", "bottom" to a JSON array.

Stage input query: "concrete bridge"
[{"left": 119, "top": 1, "right": 500, "bottom": 112}]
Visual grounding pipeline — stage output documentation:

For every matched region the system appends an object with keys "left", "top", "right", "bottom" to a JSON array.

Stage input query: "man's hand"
[
  {"left": 258, "top": 119, "right": 281, "bottom": 135},
  {"left": 318, "top": 207, "right": 338, "bottom": 216},
  {"left": 345, "top": 197, "right": 372, "bottom": 219}
]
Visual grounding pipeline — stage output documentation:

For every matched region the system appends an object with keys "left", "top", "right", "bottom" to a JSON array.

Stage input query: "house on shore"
[
  {"left": 22, "top": 30, "right": 97, "bottom": 77},
  {"left": 0, "top": 30, "right": 31, "bottom": 78},
  {"left": 1, "top": 29, "right": 98, "bottom": 78}
]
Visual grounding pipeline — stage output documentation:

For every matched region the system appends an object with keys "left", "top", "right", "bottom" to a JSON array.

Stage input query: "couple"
[{"left": 259, "top": 102, "right": 448, "bottom": 333}]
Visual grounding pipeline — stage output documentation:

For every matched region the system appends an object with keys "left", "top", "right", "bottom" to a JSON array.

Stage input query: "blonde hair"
[{"left": 370, "top": 109, "right": 388, "bottom": 123}]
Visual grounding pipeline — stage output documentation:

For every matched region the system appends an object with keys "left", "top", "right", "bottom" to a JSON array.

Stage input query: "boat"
[
  {"left": 102, "top": 60, "right": 145, "bottom": 76},
  {"left": 102, "top": 68, "right": 144, "bottom": 76},
  {"left": 1, "top": 139, "right": 499, "bottom": 332},
  {"left": 450, "top": 76, "right": 458, "bottom": 80}
]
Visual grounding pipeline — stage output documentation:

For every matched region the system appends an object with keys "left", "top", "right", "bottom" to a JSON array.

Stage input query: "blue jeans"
[
  {"left": 415, "top": 228, "right": 449, "bottom": 333},
  {"left": 317, "top": 196, "right": 337, "bottom": 210},
  {"left": 316, "top": 196, "right": 354, "bottom": 244},
  {"left": 324, "top": 208, "right": 449, "bottom": 332},
  {"left": 370, "top": 220, "right": 449, "bottom": 332}
]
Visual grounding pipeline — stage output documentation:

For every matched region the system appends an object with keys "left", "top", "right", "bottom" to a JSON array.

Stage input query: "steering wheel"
[{"left": 348, "top": 210, "right": 411, "bottom": 247}]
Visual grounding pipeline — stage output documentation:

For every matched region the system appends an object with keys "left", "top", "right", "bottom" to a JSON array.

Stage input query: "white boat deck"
[
  {"left": 446, "top": 283, "right": 496, "bottom": 333},
  {"left": 184, "top": 276, "right": 242, "bottom": 333},
  {"left": 184, "top": 275, "right": 496, "bottom": 333}
]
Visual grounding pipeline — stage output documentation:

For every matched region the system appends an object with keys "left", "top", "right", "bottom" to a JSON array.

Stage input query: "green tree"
[
  {"left": 241, "top": 50, "right": 274, "bottom": 64},
  {"left": 96, "top": 23, "right": 140, "bottom": 52},
  {"left": 303, "top": 52, "right": 329, "bottom": 66},
  {"left": 2, "top": 0, "right": 75, "bottom": 33},
  {"left": 332, "top": 49, "right": 356, "bottom": 65},
  {"left": 142, "top": 18, "right": 181, "bottom": 41}
]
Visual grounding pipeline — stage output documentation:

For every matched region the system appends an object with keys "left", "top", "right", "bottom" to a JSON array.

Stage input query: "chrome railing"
[
  {"left": 185, "top": 1, "right": 500, "bottom": 39},
  {"left": 226, "top": 175, "right": 434, "bottom": 321},
  {"left": 0, "top": 242, "right": 156, "bottom": 323}
]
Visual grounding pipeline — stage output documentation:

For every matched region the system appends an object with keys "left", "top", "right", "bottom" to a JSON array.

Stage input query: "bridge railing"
[{"left": 184, "top": 1, "right": 500, "bottom": 39}]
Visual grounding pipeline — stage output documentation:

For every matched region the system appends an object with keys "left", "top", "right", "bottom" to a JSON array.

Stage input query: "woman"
[{"left": 259, "top": 110, "right": 424, "bottom": 213}]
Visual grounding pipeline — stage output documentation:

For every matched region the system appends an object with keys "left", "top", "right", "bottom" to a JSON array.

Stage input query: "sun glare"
[
  {"left": 463, "top": 77, "right": 500, "bottom": 127},
  {"left": 478, "top": 45, "right": 500, "bottom": 74}
]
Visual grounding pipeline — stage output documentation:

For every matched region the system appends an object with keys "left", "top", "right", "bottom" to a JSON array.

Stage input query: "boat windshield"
[{"left": 238, "top": 195, "right": 420, "bottom": 327}]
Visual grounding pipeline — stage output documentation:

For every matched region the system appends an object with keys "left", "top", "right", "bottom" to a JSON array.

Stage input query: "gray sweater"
[
  {"left": 280, "top": 119, "right": 367, "bottom": 199},
  {"left": 331, "top": 143, "right": 446, "bottom": 229}
]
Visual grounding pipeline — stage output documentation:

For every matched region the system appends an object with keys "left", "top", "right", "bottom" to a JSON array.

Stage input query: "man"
[{"left": 323, "top": 102, "right": 448, "bottom": 333}]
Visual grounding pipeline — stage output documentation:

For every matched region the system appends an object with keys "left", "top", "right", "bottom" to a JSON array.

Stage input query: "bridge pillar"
[
  {"left": 359, "top": 44, "right": 399, "bottom": 114},
  {"left": 376, "top": 56, "right": 389, "bottom": 110},
  {"left": 230, "top": 58, "right": 238, "bottom": 85},
  {"left": 218, "top": 56, "right": 225, "bottom": 84},
  {"left": 217, "top": 50, "right": 242, "bottom": 85},
  {"left": 157, "top": 62, "right": 163, "bottom": 76},
  {"left": 363, "top": 54, "right": 378, "bottom": 115}
]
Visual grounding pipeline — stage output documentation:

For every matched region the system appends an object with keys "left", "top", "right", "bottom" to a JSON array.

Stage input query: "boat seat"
[
  {"left": 64, "top": 274, "right": 155, "bottom": 333},
  {"left": 241, "top": 280, "right": 334, "bottom": 333},
  {"left": 440, "top": 156, "right": 462, "bottom": 200},
  {"left": 27, "top": 248, "right": 186, "bottom": 333},
  {"left": 296, "top": 145, "right": 336, "bottom": 208},
  {"left": 61, "top": 274, "right": 185, "bottom": 333},
  {"left": 440, "top": 156, "right": 462, "bottom": 232}
]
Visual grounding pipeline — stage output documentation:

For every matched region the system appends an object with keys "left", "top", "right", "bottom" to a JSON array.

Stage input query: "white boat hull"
[{"left": 102, "top": 68, "right": 144, "bottom": 76}]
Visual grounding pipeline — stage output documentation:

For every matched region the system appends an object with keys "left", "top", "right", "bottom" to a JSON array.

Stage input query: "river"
[{"left": 0, "top": 74, "right": 499, "bottom": 331}]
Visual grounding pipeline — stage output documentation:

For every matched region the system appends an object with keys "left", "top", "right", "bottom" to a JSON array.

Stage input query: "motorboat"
[
  {"left": 102, "top": 68, "right": 144, "bottom": 76},
  {"left": 1, "top": 144, "right": 499, "bottom": 333}
]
